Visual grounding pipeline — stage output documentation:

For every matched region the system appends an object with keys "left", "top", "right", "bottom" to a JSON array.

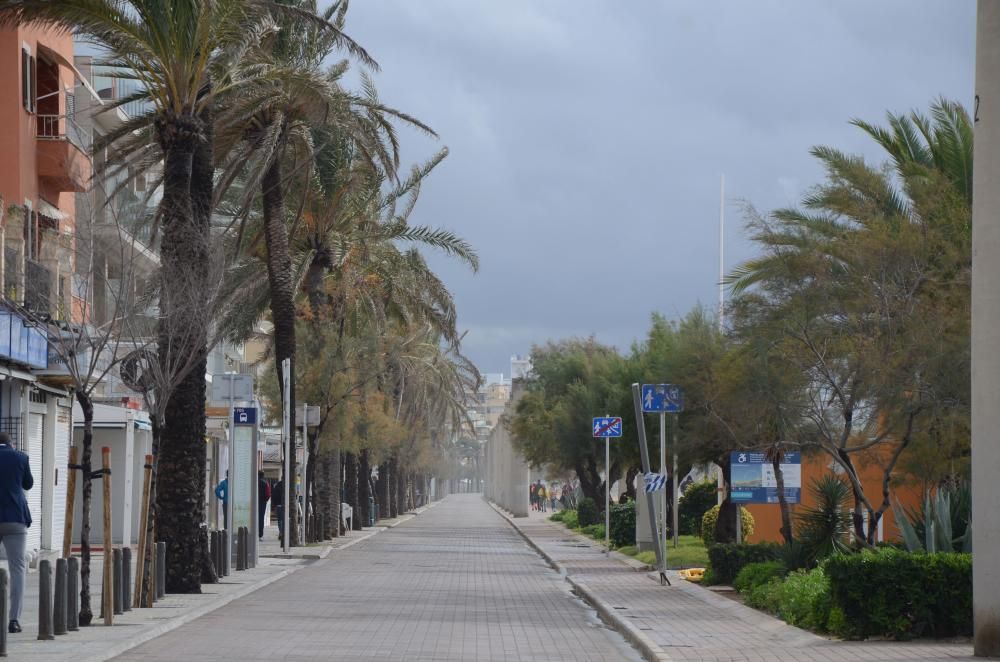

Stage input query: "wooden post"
[
  {"left": 62, "top": 446, "right": 78, "bottom": 559},
  {"left": 133, "top": 454, "right": 152, "bottom": 608},
  {"left": 101, "top": 447, "right": 113, "bottom": 626}
]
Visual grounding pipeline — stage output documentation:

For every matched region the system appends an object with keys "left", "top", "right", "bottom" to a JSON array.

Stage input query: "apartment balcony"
[
  {"left": 36, "top": 114, "right": 92, "bottom": 193},
  {"left": 24, "top": 258, "right": 53, "bottom": 317}
]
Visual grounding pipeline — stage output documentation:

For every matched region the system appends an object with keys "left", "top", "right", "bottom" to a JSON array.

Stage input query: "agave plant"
[{"left": 892, "top": 483, "right": 972, "bottom": 553}]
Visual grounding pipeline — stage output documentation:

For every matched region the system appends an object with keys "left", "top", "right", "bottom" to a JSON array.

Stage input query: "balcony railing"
[
  {"left": 36, "top": 114, "right": 91, "bottom": 152},
  {"left": 24, "top": 258, "right": 52, "bottom": 317}
]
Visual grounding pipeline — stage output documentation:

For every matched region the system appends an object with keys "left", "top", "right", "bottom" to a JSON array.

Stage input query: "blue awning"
[{"left": 0, "top": 305, "right": 47, "bottom": 370}]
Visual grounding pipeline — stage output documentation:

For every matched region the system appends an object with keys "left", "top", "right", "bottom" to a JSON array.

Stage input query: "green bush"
[
  {"left": 679, "top": 481, "right": 718, "bottom": 535},
  {"left": 701, "top": 505, "right": 754, "bottom": 548},
  {"left": 580, "top": 523, "right": 606, "bottom": 540},
  {"left": 745, "top": 576, "right": 781, "bottom": 610},
  {"left": 549, "top": 511, "right": 565, "bottom": 522},
  {"left": 733, "top": 561, "right": 786, "bottom": 593},
  {"left": 824, "top": 549, "right": 972, "bottom": 640},
  {"left": 706, "top": 542, "right": 781, "bottom": 585},
  {"left": 773, "top": 568, "right": 832, "bottom": 631},
  {"left": 608, "top": 501, "right": 636, "bottom": 548},
  {"left": 577, "top": 497, "right": 600, "bottom": 527},
  {"left": 561, "top": 510, "right": 579, "bottom": 529}
]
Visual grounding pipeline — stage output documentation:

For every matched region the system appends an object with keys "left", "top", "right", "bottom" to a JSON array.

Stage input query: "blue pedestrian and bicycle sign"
[
  {"left": 592, "top": 417, "right": 623, "bottom": 438},
  {"left": 641, "top": 384, "right": 684, "bottom": 413}
]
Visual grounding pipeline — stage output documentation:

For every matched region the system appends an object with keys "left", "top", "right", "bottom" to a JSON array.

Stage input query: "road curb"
[{"left": 485, "top": 499, "right": 673, "bottom": 662}]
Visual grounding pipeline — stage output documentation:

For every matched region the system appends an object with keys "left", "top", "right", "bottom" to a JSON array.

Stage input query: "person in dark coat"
[
  {"left": 272, "top": 478, "right": 284, "bottom": 540},
  {"left": 257, "top": 471, "right": 270, "bottom": 540},
  {"left": 0, "top": 431, "right": 32, "bottom": 633}
]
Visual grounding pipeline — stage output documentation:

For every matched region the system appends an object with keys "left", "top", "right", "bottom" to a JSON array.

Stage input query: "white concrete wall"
[
  {"left": 974, "top": 2, "right": 1000, "bottom": 655},
  {"left": 484, "top": 379, "right": 530, "bottom": 517}
]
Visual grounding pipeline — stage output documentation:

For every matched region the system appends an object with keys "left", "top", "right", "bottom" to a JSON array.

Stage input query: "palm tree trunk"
[
  {"left": 394, "top": 459, "right": 406, "bottom": 516},
  {"left": 75, "top": 391, "right": 94, "bottom": 625},
  {"left": 344, "top": 452, "right": 360, "bottom": 530},
  {"left": 357, "top": 450, "right": 370, "bottom": 527},
  {"left": 388, "top": 457, "right": 398, "bottom": 518},
  {"left": 377, "top": 462, "right": 390, "bottom": 521},
  {"left": 334, "top": 451, "right": 344, "bottom": 535},
  {"left": 155, "top": 111, "right": 210, "bottom": 594},
  {"left": 261, "top": 155, "right": 299, "bottom": 546}
]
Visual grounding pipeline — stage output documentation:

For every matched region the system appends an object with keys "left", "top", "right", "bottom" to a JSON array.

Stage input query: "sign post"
[
  {"left": 210, "top": 373, "right": 254, "bottom": 569},
  {"left": 592, "top": 415, "right": 622, "bottom": 556},
  {"left": 281, "top": 359, "right": 291, "bottom": 552},
  {"left": 632, "top": 384, "right": 669, "bottom": 585},
  {"left": 233, "top": 407, "right": 257, "bottom": 566},
  {"left": 641, "top": 385, "right": 684, "bottom": 552}
]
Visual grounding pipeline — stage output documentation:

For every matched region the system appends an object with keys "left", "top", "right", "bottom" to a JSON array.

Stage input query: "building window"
[{"left": 21, "top": 47, "right": 35, "bottom": 113}]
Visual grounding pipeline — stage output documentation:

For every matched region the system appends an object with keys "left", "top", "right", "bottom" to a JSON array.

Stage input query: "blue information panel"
[
  {"left": 730, "top": 451, "right": 801, "bottom": 504},
  {"left": 592, "top": 417, "right": 623, "bottom": 438},
  {"left": 641, "top": 384, "right": 683, "bottom": 413}
]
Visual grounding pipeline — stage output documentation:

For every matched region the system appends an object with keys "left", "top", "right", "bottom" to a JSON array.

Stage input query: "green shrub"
[
  {"left": 560, "top": 510, "right": 579, "bottom": 529},
  {"left": 701, "top": 568, "right": 718, "bottom": 585},
  {"left": 733, "top": 561, "right": 786, "bottom": 594},
  {"left": 745, "top": 576, "right": 782, "bottom": 611},
  {"left": 706, "top": 542, "right": 780, "bottom": 585},
  {"left": 824, "top": 549, "right": 972, "bottom": 640},
  {"left": 549, "top": 511, "right": 565, "bottom": 522},
  {"left": 701, "top": 505, "right": 754, "bottom": 547},
  {"left": 796, "top": 475, "right": 852, "bottom": 562},
  {"left": 773, "top": 568, "right": 832, "bottom": 631},
  {"left": 580, "top": 523, "right": 606, "bottom": 540},
  {"left": 609, "top": 501, "right": 636, "bottom": 548},
  {"left": 679, "top": 481, "right": 718, "bottom": 535},
  {"left": 577, "top": 497, "right": 600, "bottom": 527}
]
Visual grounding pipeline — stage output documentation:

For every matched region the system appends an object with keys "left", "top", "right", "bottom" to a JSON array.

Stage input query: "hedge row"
[
  {"left": 824, "top": 549, "right": 972, "bottom": 640},
  {"left": 706, "top": 543, "right": 781, "bottom": 585}
]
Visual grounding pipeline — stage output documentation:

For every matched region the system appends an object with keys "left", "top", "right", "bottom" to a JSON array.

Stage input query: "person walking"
[
  {"left": 257, "top": 471, "right": 270, "bottom": 541},
  {"left": 272, "top": 478, "right": 284, "bottom": 541},
  {"left": 0, "top": 432, "right": 32, "bottom": 633},
  {"left": 550, "top": 485, "right": 559, "bottom": 512},
  {"left": 538, "top": 483, "right": 548, "bottom": 513},
  {"left": 214, "top": 472, "right": 228, "bottom": 530}
]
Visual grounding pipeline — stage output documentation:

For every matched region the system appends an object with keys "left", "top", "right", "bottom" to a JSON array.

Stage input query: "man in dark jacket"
[
  {"left": 0, "top": 431, "right": 32, "bottom": 633},
  {"left": 257, "top": 471, "right": 270, "bottom": 540},
  {"left": 272, "top": 478, "right": 284, "bottom": 540}
]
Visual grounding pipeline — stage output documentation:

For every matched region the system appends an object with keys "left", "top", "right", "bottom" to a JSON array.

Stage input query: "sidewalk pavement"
[
  {"left": 7, "top": 501, "right": 439, "bottom": 661},
  {"left": 494, "top": 502, "right": 975, "bottom": 662}
]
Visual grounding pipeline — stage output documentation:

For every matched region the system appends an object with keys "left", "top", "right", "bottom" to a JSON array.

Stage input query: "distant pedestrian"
[
  {"left": 539, "top": 484, "right": 548, "bottom": 512},
  {"left": 529, "top": 482, "right": 537, "bottom": 511},
  {"left": 550, "top": 486, "right": 559, "bottom": 512},
  {"left": 273, "top": 478, "right": 285, "bottom": 540},
  {"left": 0, "top": 432, "right": 31, "bottom": 633},
  {"left": 214, "top": 472, "right": 229, "bottom": 530},
  {"left": 257, "top": 471, "right": 270, "bottom": 540}
]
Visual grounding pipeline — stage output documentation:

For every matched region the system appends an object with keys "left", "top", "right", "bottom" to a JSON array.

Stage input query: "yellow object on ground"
[{"left": 679, "top": 568, "right": 705, "bottom": 582}]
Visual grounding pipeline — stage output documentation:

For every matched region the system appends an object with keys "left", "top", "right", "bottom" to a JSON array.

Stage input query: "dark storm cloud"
[{"left": 344, "top": 1, "right": 976, "bottom": 374}]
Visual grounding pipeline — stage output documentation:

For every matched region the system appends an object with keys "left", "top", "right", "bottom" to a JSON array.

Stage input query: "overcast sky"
[{"left": 345, "top": 1, "right": 976, "bottom": 375}]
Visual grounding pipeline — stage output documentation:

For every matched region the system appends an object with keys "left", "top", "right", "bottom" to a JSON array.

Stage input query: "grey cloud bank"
[{"left": 345, "top": 1, "right": 976, "bottom": 373}]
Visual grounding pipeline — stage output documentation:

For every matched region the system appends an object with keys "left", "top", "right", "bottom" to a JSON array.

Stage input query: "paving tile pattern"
[
  {"left": 115, "top": 494, "right": 641, "bottom": 661},
  {"left": 516, "top": 509, "right": 975, "bottom": 662}
]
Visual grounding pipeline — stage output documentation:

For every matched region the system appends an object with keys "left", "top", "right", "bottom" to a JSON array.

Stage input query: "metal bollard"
[
  {"left": 155, "top": 542, "right": 166, "bottom": 599},
  {"left": 0, "top": 568, "right": 8, "bottom": 656},
  {"left": 38, "top": 559, "right": 54, "bottom": 640},
  {"left": 235, "top": 529, "right": 243, "bottom": 571},
  {"left": 241, "top": 528, "right": 249, "bottom": 570},
  {"left": 122, "top": 547, "right": 132, "bottom": 612},
  {"left": 148, "top": 543, "right": 157, "bottom": 605},
  {"left": 112, "top": 548, "right": 123, "bottom": 615},
  {"left": 54, "top": 558, "right": 67, "bottom": 636},
  {"left": 221, "top": 531, "right": 229, "bottom": 576},
  {"left": 67, "top": 557, "right": 79, "bottom": 631}
]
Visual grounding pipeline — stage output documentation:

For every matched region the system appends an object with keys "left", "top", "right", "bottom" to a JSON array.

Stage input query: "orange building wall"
[
  {"left": 744, "top": 445, "right": 925, "bottom": 544},
  {"left": 0, "top": 24, "right": 77, "bottom": 215}
]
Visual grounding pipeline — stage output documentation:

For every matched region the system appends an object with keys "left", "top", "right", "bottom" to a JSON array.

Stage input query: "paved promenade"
[
  {"left": 114, "top": 494, "right": 641, "bottom": 661},
  {"left": 507, "top": 506, "right": 975, "bottom": 662}
]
